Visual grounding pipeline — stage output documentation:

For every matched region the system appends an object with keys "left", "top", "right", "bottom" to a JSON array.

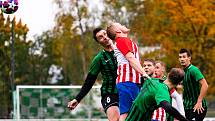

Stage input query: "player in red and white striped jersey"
[
  {"left": 107, "top": 22, "right": 149, "bottom": 121},
  {"left": 113, "top": 37, "right": 141, "bottom": 84}
]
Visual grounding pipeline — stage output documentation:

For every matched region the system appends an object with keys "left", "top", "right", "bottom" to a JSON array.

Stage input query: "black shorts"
[
  {"left": 101, "top": 94, "right": 119, "bottom": 113},
  {"left": 185, "top": 107, "right": 207, "bottom": 121}
]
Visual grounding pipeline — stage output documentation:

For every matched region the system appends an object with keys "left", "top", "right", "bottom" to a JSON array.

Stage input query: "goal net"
[{"left": 15, "top": 85, "right": 106, "bottom": 120}]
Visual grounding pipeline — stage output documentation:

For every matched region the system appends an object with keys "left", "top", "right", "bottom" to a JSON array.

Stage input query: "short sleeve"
[
  {"left": 88, "top": 54, "right": 101, "bottom": 76},
  {"left": 116, "top": 37, "right": 133, "bottom": 56},
  {"left": 191, "top": 68, "right": 204, "bottom": 82},
  {"left": 155, "top": 85, "right": 171, "bottom": 105}
]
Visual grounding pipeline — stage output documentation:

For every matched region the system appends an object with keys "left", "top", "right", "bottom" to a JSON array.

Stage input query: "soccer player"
[
  {"left": 142, "top": 58, "right": 155, "bottom": 86},
  {"left": 143, "top": 59, "right": 155, "bottom": 77},
  {"left": 67, "top": 28, "right": 120, "bottom": 121},
  {"left": 107, "top": 22, "right": 149, "bottom": 121},
  {"left": 154, "top": 61, "right": 185, "bottom": 121},
  {"left": 154, "top": 61, "right": 167, "bottom": 79},
  {"left": 179, "top": 48, "right": 208, "bottom": 121},
  {"left": 126, "top": 68, "right": 189, "bottom": 121},
  {"left": 142, "top": 59, "right": 185, "bottom": 121}
]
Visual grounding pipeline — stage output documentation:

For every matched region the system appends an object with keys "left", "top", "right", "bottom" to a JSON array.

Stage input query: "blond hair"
[
  {"left": 155, "top": 60, "right": 167, "bottom": 76},
  {"left": 106, "top": 23, "right": 117, "bottom": 40}
]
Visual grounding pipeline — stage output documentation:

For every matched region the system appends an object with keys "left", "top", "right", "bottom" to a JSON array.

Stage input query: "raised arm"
[{"left": 125, "top": 52, "right": 149, "bottom": 78}]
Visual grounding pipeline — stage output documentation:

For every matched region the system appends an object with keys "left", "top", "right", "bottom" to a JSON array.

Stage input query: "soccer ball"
[{"left": 0, "top": 0, "right": 18, "bottom": 14}]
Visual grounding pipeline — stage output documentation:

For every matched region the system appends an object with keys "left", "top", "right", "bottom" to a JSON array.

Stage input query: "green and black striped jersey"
[
  {"left": 89, "top": 50, "right": 118, "bottom": 96},
  {"left": 183, "top": 64, "right": 207, "bottom": 110}
]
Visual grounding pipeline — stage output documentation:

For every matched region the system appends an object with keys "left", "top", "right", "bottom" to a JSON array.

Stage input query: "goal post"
[{"left": 15, "top": 85, "right": 106, "bottom": 120}]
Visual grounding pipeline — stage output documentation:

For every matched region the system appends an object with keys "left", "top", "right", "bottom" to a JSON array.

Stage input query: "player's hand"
[
  {"left": 193, "top": 101, "right": 204, "bottom": 114},
  {"left": 67, "top": 99, "right": 79, "bottom": 110},
  {"left": 142, "top": 73, "right": 151, "bottom": 79}
]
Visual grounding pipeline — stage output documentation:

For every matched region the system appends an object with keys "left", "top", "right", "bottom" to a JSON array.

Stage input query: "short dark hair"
[
  {"left": 168, "top": 68, "right": 184, "bottom": 85},
  {"left": 93, "top": 27, "right": 103, "bottom": 42},
  {"left": 144, "top": 58, "right": 155, "bottom": 66},
  {"left": 179, "top": 48, "right": 191, "bottom": 57}
]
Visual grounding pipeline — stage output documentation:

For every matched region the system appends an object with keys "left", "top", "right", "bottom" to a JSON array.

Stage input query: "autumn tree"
[
  {"left": 103, "top": 0, "right": 215, "bottom": 96},
  {"left": 130, "top": 0, "right": 215, "bottom": 96},
  {"left": 41, "top": 0, "right": 101, "bottom": 84},
  {"left": 0, "top": 12, "right": 29, "bottom": 118}
]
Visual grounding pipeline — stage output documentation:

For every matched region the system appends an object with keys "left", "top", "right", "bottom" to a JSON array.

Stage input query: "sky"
[
  {"left": 5, "top": 0, "right": 57, "bottom": 40},
  {"left": 3, "top": 0, "right": 102, "bottom": 41},
  {"left": 1, "top": 0, "right": 103, "bottom": 40}
]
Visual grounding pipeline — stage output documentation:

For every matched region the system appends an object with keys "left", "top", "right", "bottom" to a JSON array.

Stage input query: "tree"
[
  {"left": 0, "top": 12, "right": 29, "bottom": 118},
  {"left": 130, "top": 0, "right": 215, "bottom": 96},
  {"left": 49, "top": 0, "right": 101, "bottom": 84},
  {"left": 103, "top": 0, "right": 215, "bottom": 96}
]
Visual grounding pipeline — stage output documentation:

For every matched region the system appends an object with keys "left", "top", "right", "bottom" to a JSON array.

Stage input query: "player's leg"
[
  {"left": 106, "top": 106, "right": 120, "bottom": 121},
  {"left": 116, "top": 82, "right": 140, "bottom": 121},
  {"left": 101, "top": 94, "right": 120, "bottom": 121},
  {"left": 119, "top": 113, "right": 128, "bottom": 121}
]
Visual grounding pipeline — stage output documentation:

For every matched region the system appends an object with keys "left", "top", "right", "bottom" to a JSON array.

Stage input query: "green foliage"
[
  {"left": 104, "top": 0, "right": 215, "bottom": 96},
  {"left": 128, "top": 0, "right": 215, "bottom": 96},
  {"left": 0, "top": 12, "right": 29, "bottom": 118},
  {"left": 1, "top": 0, "right": 215, "bottom": 118},
  {"left": 49, "top": 0, "right": 102, "bottom": 84}
]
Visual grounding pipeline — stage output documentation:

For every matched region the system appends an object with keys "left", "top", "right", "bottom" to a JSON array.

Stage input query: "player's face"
[
  {"left": 143, "top": 61, "right": 155, "bottom": 76},
  {"left": 179, "top": 52, "right": 191, "bottom": 67},
  {"left": 112, "top": 22, "right": 130, "bottom": 34},
  {"left": 154, "top": 63, "right": 164, "bottom": 78},
  {"left": 96, "top": 30, "right": 112, "bottom": 47}
]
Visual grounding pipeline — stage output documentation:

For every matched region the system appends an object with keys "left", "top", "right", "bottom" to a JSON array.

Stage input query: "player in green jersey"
[
  {"left": 126, "top": 68, "right": 189, "bottom": 121},
  {"left": 68, "top": 28, "right": 120, "bottom": 121},
  {"left": 142, "top": 59, "right": 185, "bottom": 121},
  {"left": 154, "top": 61, "right": 185, "bottom": 121},
  {"left": 179, "top": 48, "right": 208, "bottom": 121}
]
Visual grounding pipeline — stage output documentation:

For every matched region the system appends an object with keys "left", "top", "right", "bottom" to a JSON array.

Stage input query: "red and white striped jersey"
[
  {"left": 152, "top": 107, "right": 166, "bottom": 121},
  {"left": 152, "top": 88, "right": 185, "bottom": 121},
  {"left": 113, "top": 37, "right": 141, "bottom": 84}
]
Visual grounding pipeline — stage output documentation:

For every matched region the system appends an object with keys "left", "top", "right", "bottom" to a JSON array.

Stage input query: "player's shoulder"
[
  {"left": 116, "top": 37, "right": 131, "bottom": 42},
  {"left": 152, "top": 78, "right": 166, "bottom": 86},
  {"left": 189, "top": 64, "right": 201, "bottom": 72},
  {"left": 146, "top": 78, "right": 162, "bottom": 85},
  {"left": 97, "top": 50, "right": 103, "bottom": 56},
  {"left": 150, "top": 78, "right": 161, "bottom": 82},
  {"left": 92, "top": 51, "right": 103, "bottom": 61},
  {"left": 149, "top": 78, "right": 168, "bottom": 92}
]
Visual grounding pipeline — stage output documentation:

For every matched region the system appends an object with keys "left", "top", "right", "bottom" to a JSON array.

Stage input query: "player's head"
[
  {"left": 143, "top": 59, "right": 155, "bottom": 77},
  {"left": 154, "top": 61, "right": 166, "bottom": 78},
  {"left": 179, "top": 48, "right": 191, "bottom": 68},
  {"left": 106, "top": 22, "right": 129, "bottom": 40},
  {"left": 93, "top": 27, "right": 103, "bottom": 42},
  {"left": 93, "top": 28, "right": 112, "bottom": 47},
  {"left": 168, "top": 68, "right": 184, "bottom": 86}
]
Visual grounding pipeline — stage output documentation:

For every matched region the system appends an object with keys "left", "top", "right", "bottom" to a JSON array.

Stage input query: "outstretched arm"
[
  {"left": 67, "top": 74, "right": 97, "bottom": 110},
  {"left": 75, "top": 74, "right": 97, "bottom": 102},
  {"left": 160, "top": 101, "right": 188, "bottom": 121}
]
